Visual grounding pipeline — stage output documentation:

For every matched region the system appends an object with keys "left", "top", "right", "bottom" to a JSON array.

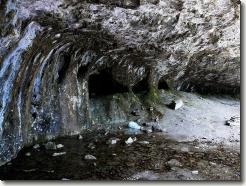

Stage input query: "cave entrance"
[
  {"left": 132, "top": 78, "right": 149, "bottom": 93},
  {"left": 158, "top": 79, "right": 169, "bottom": 90},
  {"left": 88, "top": 70, "right": 128, "bottom": 98}
]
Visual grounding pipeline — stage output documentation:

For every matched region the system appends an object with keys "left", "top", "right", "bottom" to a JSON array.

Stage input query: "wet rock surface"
[
  {"left": 0, "top": 0, "right": 240, "bottom": 166},
  {"left": 0, "top": 129, "right": 240, "bottom": 180}
]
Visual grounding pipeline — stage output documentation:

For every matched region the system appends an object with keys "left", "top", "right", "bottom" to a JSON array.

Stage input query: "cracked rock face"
[{"left": 0, "top": 0, "right": 240, "bottom": 164}]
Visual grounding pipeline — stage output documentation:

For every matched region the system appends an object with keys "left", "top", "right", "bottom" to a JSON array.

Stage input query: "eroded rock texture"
[{"left": 0, "top": 0, "right": 240, "bottom": 164}]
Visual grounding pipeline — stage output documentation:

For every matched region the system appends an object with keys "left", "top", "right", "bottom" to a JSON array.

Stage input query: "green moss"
[
  {"left": 113, "top": 93, "right": 129, "bottom": 113},
  {"left": 146, "top": 86, "right": 160, "bottom": 105}
]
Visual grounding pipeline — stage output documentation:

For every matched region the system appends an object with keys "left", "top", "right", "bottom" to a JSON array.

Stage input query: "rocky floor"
[
  {"left": 0, "top": 131, "right": 240, "bottom": 180},
  {"left": 0, "top": 92, "right": 240, "bottom": 180}
]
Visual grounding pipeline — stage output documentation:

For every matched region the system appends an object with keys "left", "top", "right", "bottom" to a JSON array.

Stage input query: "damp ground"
[{"left": 0, "top": 128, "right": 240, "bottom": 180}]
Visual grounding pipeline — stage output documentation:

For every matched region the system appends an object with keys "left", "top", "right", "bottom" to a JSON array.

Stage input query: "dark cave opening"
[
  {"left": 158, "top": 80, "right": 169, "bottom": 90},
  {"left": 88, "top": 70, "right": 128, "bottom": 98},
  {"left": 77, "top": 64, "right": 89, "bottom": 79},
  {"left": 57, "top": 53, "right": 71, "bottom": 84},
  {"left": 132, "top": 78, "right": 149, "bottom": 93}
]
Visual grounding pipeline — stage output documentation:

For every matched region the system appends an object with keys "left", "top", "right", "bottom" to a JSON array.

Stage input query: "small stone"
[
  {"left": 125, "top": 137, "right": 137, "bottom": 144},
  {"left": 88, "top": 143, "right": 95, "bottom": 149},
  {"left": 141, "top": 127, "right": 152, "bottom": 133},
  {"left": 61, "top": 178, "right": 70, "bottom": 181},
  {"left": 209, "top": 162, "right": 217, "bottom": 166},
  {"left": 45, "top": 142, "right": 57, "bottom": 150},
  {"left": 33, "top": 144, "right": 40, "bottom": 149},
  {"left": 25, "top": 152, "right": 31, "bottom": 157},
  {"left": 168, "top": 99, "right": 184, "bottom": 110},
  {"left": 55, "top": 33, "right": 61, "bottom": 38},
  {"left": 23, "top": 169, "right": 37, "bottom": 172},
  {"left": 46, "top": 170, "right": 55, "bottom": 173},
  {"left": 151, "top": 123, "right": 163, "bottom": 132},
  {"left": 225, "top": 116, "right": 240, "bottom": 126},
  {"left": 166, "top": 159, "right": 182, "bottom": 167},
  {"left": 52, "top": 152, "right": 66, "bottom": 157},
  {"left": 78, "top": 134, "right": 83, "bottom": 140},
  {"left": 191, "top": 170, "right": 199, "bottom": 175},
  {"left": 149, "top": 107, "right": 154, "bottom": 111},
  {"left": 154, "top": 117, "right": 159, "bottom": 122},
  {"left": 171, "top": 167, "right": 178, "bottom": 171},
  {"left": 56, "top": 144, "right": 64, "bottom": 149},
  {"left": 128, "top": 121, "right": 141, "bottom": 130},
  {"left": 112, "top": 153, "right": 117, "bottom": 156},
  {"left": 138, "top": 141, "right": 150, "bottom": 145},
  {"left": 225, "top": 121, "right": 231, "bottom": 126},
  {"left": 84, "top": 154, "right": 97, "bottom": 160},
  {"left": 111, "top": 139, "right": 117, "bottom": 144},
  {"left": 109, "top": 138, "right": 120, "bottom": 145},
  {"left": 73, "top": 23, "right": 81, "bottom": 29}
]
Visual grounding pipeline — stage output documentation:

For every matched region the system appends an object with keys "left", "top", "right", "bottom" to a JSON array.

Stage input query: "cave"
[
  {"left": 57, "top": 53, "right": 71, "bottom": 84},
  {"left": 88, "top": 70, "right": 128, "bottom": 98},
  {"left": 0, "top": 0, "right": 241, "bottom": 181},
  {"left": 132, "top": 78, "right": 149, "bottom": 93},
  {"left": 158, "top": 79, "right": 169, "bottom": 90}
]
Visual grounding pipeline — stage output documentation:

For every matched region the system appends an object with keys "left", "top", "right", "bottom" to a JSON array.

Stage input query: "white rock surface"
[
  {"left": 84, "top": 154, "right": 97, "bottom": 160},
  {"left": 52, "top": 152, "right": 66, "bottom": 157}
]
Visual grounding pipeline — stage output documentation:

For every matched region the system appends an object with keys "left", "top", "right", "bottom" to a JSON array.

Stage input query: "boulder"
[
  {"left": 45, "top": 142, "right": 57, "bottom": 150},
  {"left": 168, "top": 99, "right": 184, "bottom": 110}
]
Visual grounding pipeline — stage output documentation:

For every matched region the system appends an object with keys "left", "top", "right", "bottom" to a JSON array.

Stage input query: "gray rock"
[
  {"left": 56, "top": 144, "right": 64, "bottom": 149},
  {"left": 52, "top": 152, "right": 66, "bottom": 157},
  {"left": 88, "top": 143, "right": 95, "bottom": 149},
  {"left": 151, "top": 123, "right": 164, "bottom": 132},
  {"left": 209, "top": 162, "right": 217, "bottom": 166},
  {"left": 23, "top": 169, "right": 37, "bottom": 172},
  {"left": 84, "top": 154, "right": 97, "bottom": 160},
  {"left": 138, "top": 141, "right": 150, "bottom": 145},
  {"left": 125, "top": 137, "right": 137, "bottom": 144},
  {"left": 141, "top": 127, "right": 153, "bottom": 133},
  {"left": 166, "top": 159, "right": 182, "bottom": 167},
  {"left": 45, "top": 142, "right": 57, "bottom": 150},
  {"left": 61, "top": 178, "right": 70, "bottom": 181},
  {"left": 78, "top": 135, "right": 83, "bottom": 140},
  {"left": 33, "top": 144, "right": 40, "bottom": 149},
  {"left": 108, "top": 138, "right": 120, "bottom": 145},
  {"left": 25, "top": 152, "right": 31, "bottom": 157},
  {"left": 191, "top": 170, "right": 199, "bottom": 175},
  {"left": 128, "top": 121, "right": 141, "bottom": 130},
  {"left": 225, "top": 116, "right": 240, "bottom": 126},
  {"left": 168, "top": 99, "right": 184, "bottom": 110}
]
